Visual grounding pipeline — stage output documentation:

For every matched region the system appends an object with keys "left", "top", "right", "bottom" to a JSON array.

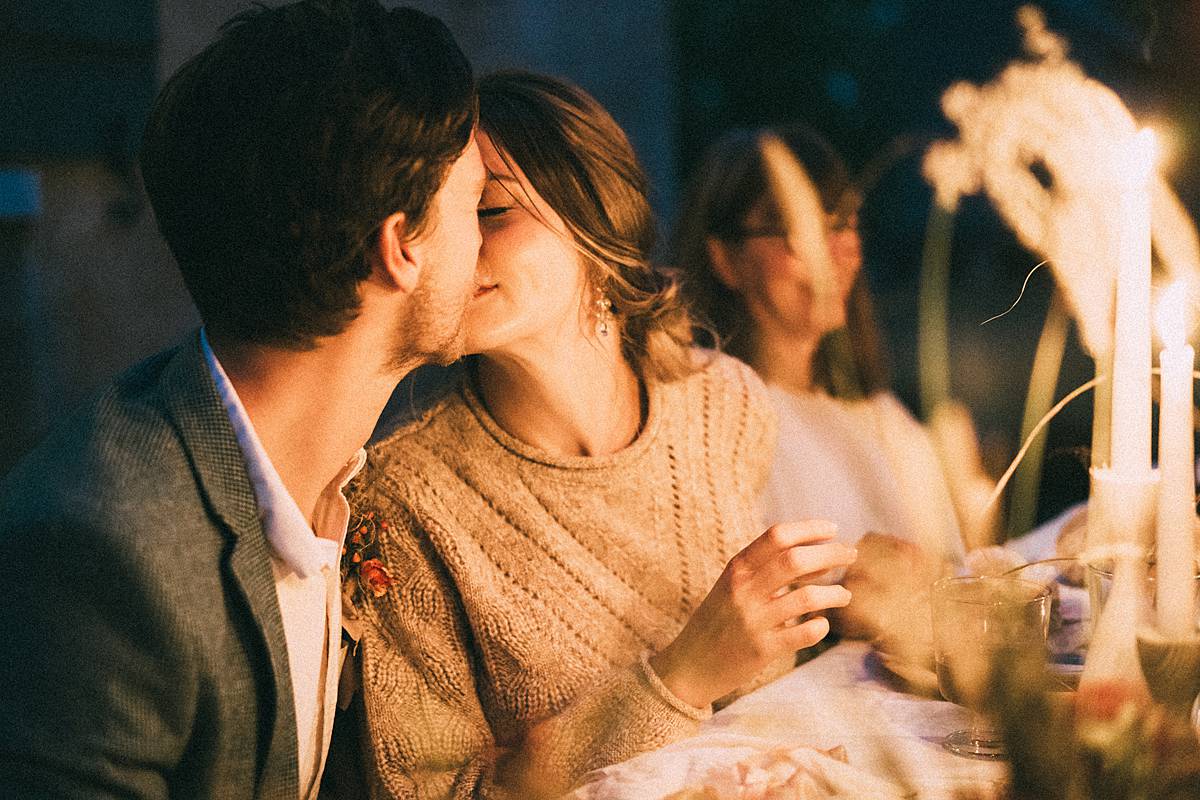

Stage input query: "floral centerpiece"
[{"left": 953, "top": 650, "right": 1200, "bottom": 800}]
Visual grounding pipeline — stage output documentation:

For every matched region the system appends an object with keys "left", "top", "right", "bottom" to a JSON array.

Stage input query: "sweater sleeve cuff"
[{"left": 637, "top": 650, "right": 711, "bottom": 721}]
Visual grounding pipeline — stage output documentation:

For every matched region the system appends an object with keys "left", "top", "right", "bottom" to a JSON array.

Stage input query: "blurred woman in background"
[{"left": 674, "top": 125, "right": 966, "bottom": 577}]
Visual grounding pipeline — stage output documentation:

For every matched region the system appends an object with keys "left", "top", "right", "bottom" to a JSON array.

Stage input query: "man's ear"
[
  {"left": 705, "top": 236, "right": 743, "bottom": 291},
  {"left": 370, "top": 210, "right": 421, "bottom": 295}
]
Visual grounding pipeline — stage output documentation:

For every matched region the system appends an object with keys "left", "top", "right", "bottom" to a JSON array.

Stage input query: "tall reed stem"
[{"left": 1008, "top": 291, "right": 1070, "bottom": 538}]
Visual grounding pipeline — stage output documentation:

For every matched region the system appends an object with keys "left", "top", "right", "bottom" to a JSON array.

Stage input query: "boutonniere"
[{"left": 341, "top": 510, "right": 397, "bottom": 605}]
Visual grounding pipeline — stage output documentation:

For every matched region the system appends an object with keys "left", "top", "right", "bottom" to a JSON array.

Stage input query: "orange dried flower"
[
  {"left": 359, "top": 559, "right": 396, "bottom": 598},
  {"left": 342, "top": 508, "right": 396, "bottom": 602}
]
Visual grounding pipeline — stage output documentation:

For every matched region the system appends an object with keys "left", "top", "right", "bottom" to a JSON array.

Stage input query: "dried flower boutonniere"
[{"left": 341, "top": 510, "right": 397, "bottom": 606}]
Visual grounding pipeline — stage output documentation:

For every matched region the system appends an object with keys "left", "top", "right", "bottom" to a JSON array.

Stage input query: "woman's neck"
[
  {"left": 748, "top": 326, "right": 820, "bottom": 396},
  {"left": 475, "top": 334, "right": 643, "bottom": 458}
]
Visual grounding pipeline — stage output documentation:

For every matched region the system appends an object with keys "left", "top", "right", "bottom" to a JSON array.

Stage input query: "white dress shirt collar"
[{"left": 200, "top": 329, "right": 365, "bottom": 578}]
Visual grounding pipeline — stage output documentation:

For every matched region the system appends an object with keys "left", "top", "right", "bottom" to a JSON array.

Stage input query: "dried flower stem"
[
  {"left": 918, "top": 201, "right": 956, "bottom": 420},
  {"left": 1008, "top": 290, "right": 1071, "bottom": 538}
]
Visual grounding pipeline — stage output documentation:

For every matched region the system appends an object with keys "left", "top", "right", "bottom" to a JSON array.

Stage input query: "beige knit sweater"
[{"left": 352, "top": 352, "right": 780, "bottom": 799}]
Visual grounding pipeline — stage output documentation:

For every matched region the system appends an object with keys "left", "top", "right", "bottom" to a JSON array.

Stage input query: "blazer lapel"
[{"left": 160, "top": 332, "right": 298, "bottom": 793}]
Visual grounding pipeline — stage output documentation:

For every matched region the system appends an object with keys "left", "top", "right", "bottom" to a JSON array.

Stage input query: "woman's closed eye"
[{"left": 477, "top": 206, "right": 511, "bottom": 220}]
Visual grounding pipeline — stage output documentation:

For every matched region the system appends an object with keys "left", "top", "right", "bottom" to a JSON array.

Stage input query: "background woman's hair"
[
  {"left": 672, "top": 124, "right": 889, "bottom": 396},
  {"left": 477, "top": 70, "right": 697, "bottom": 382},
  {"left": 139, "top": 0, "right": 476, "bottom": 349}
]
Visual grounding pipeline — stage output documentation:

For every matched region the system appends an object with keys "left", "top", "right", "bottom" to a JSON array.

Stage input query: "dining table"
[
  {"left": 568, "top": 513, "right": 1079, "bottom": 800},
  {"left": 569, "top": 639, "right": 1008, "bottom": 799}
]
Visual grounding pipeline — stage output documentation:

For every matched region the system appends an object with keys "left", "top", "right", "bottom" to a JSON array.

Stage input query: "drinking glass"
[
  {"left": 931, "top": 576, "right": 1051, "bottom": 759},
  {"left": 1087, "top": 558, "right": 1200, "bottom": 716},
  {"left": 1087, "top": 558, "right": 1200, "bottom": 625},
  {"left": 1003, "top": 558, "right": 1090, "bottom": 690}
]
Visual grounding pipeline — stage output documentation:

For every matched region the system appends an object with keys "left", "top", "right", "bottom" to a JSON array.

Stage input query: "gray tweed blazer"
[{"left": 0, "top": 332, "right": 299, "bottom": 799}]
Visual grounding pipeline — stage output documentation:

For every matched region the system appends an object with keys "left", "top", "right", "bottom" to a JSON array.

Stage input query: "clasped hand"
[{"left": 649, "top": 521, "right": 856, "bottom": 709}]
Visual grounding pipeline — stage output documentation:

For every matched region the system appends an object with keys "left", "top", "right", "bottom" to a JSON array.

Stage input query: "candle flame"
[{"left": 1155, "top": 280, "right": 1190, "bottom": 347}]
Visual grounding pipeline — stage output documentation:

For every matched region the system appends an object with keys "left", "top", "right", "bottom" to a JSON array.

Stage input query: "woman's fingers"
[
  {"left": 656, "top": 523, "right": 853, "bottom": 708},
  {"left": 752, "top": 541, "right": 857, "bottom": 599},
  {"left": 766, "top": 583, "right": 852, "bottom": 628},
  {"left": 776, "top": 615, "right": 833, "bottom": 652},
  {"left": 733, "top": 521, "right": 839, "bottom": 574}
]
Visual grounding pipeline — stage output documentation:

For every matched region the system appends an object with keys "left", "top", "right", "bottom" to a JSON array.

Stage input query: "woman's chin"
[
  {"left": 461, "top": 334, "right": 493, "bottom": 357},
  {"left": 461, "top": 325, "right": 514, "bottom": 358},
  {"left": 463, "top": 302, "right": 535, "bottom": 356}
]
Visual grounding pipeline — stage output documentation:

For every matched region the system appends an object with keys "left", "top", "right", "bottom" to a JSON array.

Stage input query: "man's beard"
[{"left": 387, "top": 274, "right": 469, "bottom": 375}]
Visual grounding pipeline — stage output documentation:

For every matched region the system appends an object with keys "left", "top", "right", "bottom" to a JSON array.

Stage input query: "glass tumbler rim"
[{"left": 932, "top": 574, "right": 1053, "bottom": 607}]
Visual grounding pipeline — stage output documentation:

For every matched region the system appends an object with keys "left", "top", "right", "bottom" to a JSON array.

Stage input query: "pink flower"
[{"left": 1075, "top": 680, "right": 1146, "bottom": 722}]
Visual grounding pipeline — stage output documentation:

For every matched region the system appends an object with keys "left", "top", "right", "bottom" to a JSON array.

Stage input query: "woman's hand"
[
  {"left": 649, "top": 521, "right": 856, "bottom": 709},
  {"left": 832, "top": 532, "right": 944, "bottom": 674}
]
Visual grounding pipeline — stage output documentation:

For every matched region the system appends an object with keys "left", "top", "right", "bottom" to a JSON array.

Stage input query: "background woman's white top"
[{"left": 758, "top": 386, "right": 965, "bottom": 568}]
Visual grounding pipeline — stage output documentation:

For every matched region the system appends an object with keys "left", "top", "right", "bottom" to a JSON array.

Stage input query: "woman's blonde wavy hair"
[{"left": 477, "top": 70, "right": 698, "bottom": 383}]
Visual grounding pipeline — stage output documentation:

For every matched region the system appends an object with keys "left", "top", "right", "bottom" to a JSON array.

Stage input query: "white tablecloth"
[
  {"left": 570, "top": 640, "right": 1009, "bottom": 799},
  {"left": 568, "top": 517, "right": 1085, "bottom": 799}
]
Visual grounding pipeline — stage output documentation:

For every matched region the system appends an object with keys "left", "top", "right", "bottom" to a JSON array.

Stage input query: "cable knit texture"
[{"left": 352, "top": 352, "right": 780, "bottom": 799}]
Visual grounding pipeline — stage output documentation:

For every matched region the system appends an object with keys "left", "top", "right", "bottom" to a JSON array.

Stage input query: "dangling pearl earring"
[{"left": 593, "top": 289, "right": 614, "bottom": 337}]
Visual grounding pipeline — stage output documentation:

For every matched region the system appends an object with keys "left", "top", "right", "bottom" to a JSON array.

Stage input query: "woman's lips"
[{"left": 473, "top": 283, "right": 498, "bottom": 299}]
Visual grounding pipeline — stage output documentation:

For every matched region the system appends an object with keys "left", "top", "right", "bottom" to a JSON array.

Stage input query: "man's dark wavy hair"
[{"left": 140, "top": 0, "right": 476, "bottom": 348}]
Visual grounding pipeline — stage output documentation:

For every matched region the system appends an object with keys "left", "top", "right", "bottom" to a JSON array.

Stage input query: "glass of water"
[{"left": 932, "top": 575, "right": 1051, "bottom": 759}]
